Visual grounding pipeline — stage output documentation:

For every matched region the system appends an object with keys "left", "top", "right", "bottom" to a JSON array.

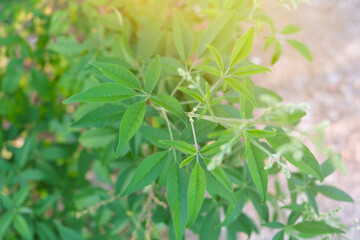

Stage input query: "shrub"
[{"left": 0, "top": 1, "right": 353, "bottom": 239}]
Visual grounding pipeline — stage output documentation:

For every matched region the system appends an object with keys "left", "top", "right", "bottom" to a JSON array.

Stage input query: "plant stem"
[
  {"left": 161, "top": 108, "right": 177, "bottom": 163},
  {"left": 189, "top": 117, "right": 199, "bottom": 162},
  {"left": 171, "top": 76, "right": 186, "bottom": 96}
]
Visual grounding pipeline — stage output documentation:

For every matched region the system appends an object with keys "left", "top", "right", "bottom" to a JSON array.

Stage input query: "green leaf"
[
  {"left": 187, "top": 163, "right": 206, "bottom": 227},
  {"left": 264, "top": 36, "right": 276, "bottom": 51},
  {"left": 312, "top": 185, "right": 353, "bottom": 202},
  {"left": 280, "top": 25, "right": 300, "bottom": 34},
  {"left": 200, "top": 140, "right": 227, "bottom": 156},
  {"left": 287, "top": 39, "right": 312, "bottom": 62},
  {"left": 167, "top": 164, "right": 188, "bottom": 240},
  {"left": 30, "top": 68, "right": 51, "bottom": 99},
  {"left": 35, "top": 194, "right": 59, "bottom": 215},
  {"left": 266, "top": 134, "right": 324, "bottom": 181},
  {"left": 91, "top": 62, "right": 141, "bottom": 90},
  {"left": 1, "top": 58, "right": 23, "bottom": 94},
  {"left": 16, "top": 133, "right": 36, "bottom": 169},
  {"left": 13, "top": 185, "right": 30, "bottom": 206},
  {"left": 248, "top": 189, "right": 269, "bottom": 221},
  {"left": 293, "top": 221, "right": 344, "bottom": 235},
  {"left": 225, "top": 78, "right": 255, "bottom": 106},
  {"left": 160, "top": 140, "right": 196, "bottom": 154},
  {"left": 203, "top": 156, "right": 233, "bottom": 191},
  {"left": 79, "top": 128, "right": 117, "bottom": 148},
  {"left": 305, "top": 188, "right": 319, "bottom": 214},
  {"left": 260, "top": 105, "right": 306, "bottom": 125},
  {"left": 63, "top": 83, "right": 136, "bottom": 104},
  {"left": 263, "top": 222, "right": 285, "bottom": 229},
  {"left": 246, "top": 129, "right": 276, "bottom": 138},
  {"left": 36, "top": 222, "right": 58, "bottom": 240},
  {"left": 179, "top": 154, "right": 195, "bottom": 168},
  {"left": 172, "top": 9, "right": 193, "bottom": 62},
  {"left": 140, "top": 126, "right": 170, "bottom": 148},
  {"left": 245, "top": 136, "right": 268, "bottom": 204},
  {"left": 205, "top": 169, "right": 237, "bottom": 203},
  {"left": 229, "top": 27, "right": 255, "bottom": 67},
  {"left": 321, "top": 157, "right": 337, "bottom": 178},
  {"left": 194, "top": 65, "right": 222, "bottom": 76},
  {"left": 254, "top": 86, "right": 283, "bottom": 108},
  {"left": 55, "top": 221, "right": 85, "bottom": 240},
  {"left": 231, "top": 65, "right": 271, "bottom": 76},
  {"left": 210, "top": 166, "right": 233, "bottom": 192},
  {"left": 145, "top": 55, "right": 161, "bottom": 93},
  {"left": 71, "top": 104, "right": 126, "bottom": 128},
  {"left": 205, "top": 44, "right": 224, "bottom": 71},
  {"left": 198, "top": 11, "right": 236, "bottom": 55},
  {"left": 116, "top": 101, "right": 146, "bottom": 156},
  {"left": 271, "top": 41, "right": 282, "bottom": 65},
  {"left": 14, "top": 215, "right": 32, "bottom": 240},
  {"left": 221, "top": 190, "right": 246, "bottom": 226},
  {"left": 272, "top": 230, "right": 284, "bottom": 240},
  {"left": 178, "top": 87, "right": 204, "bottom": 103},
  {"left": 0, "top": 211, "right": 14, "bottom": 237},
  {"left": 48, "top": 35, "right": 90, "bottom": 56},
  {"left": 150, "top": 95, "right": 186, "bottom": 124},
  {"left": 199, "top": 209, "right": 221, "bottom": 240},
  {"left": 121, "top": 151, "right": 168, "bottom": 195}
]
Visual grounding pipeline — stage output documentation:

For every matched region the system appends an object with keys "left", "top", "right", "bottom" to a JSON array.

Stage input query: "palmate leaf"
[
  {"left": 187, "top": 163, "right": 206, "bottom": 227},
  {"left": 145, "top": 55, "right": 161, "bottom": 93},
  {"left": 229, "top": 27, "right": 255, "bottom": 67},
  {"left": 91, "top": 62, "right": 141, "bottom": 90},
  {"left": 172, "top": 9, "right": 193, "bottom": 62},
  {"left": 116, "top": 101, "right": 146, "bottom": 156},
  {"left": 167, "top": 164, "right": 189, "bottom": 240},
  {"left": 121, "top": 151, "right": 168, "bottom": 196},
  {"left": 63, "top": 83, "right": 136, "bottom": 104},
  {"left": 245, "top": 136, "right": 268, "bottom": 204}
]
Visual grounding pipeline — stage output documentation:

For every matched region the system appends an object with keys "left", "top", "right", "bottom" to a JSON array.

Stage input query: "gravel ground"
[{"left": 250, "top": 0, "right": 360, "bottom": 239}]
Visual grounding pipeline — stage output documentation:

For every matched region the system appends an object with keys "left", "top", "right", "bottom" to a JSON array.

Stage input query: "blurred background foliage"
[{"left": 0, "top": 0, "right": 350, "bottom": 239}]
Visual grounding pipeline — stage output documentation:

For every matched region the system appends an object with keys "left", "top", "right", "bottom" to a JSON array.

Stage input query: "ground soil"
[{"left": 250, "top": 0, "right": 360, "bottom": 239}]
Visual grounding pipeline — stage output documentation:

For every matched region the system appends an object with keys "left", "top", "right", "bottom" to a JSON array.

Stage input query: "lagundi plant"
[{"left": 0, "top": 0, "right": 355, "bottom": 240}]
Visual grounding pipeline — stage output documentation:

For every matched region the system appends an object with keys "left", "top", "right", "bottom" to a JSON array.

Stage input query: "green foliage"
[{"left": 0, "top": 0, "right": 352, "bottom": 240}]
